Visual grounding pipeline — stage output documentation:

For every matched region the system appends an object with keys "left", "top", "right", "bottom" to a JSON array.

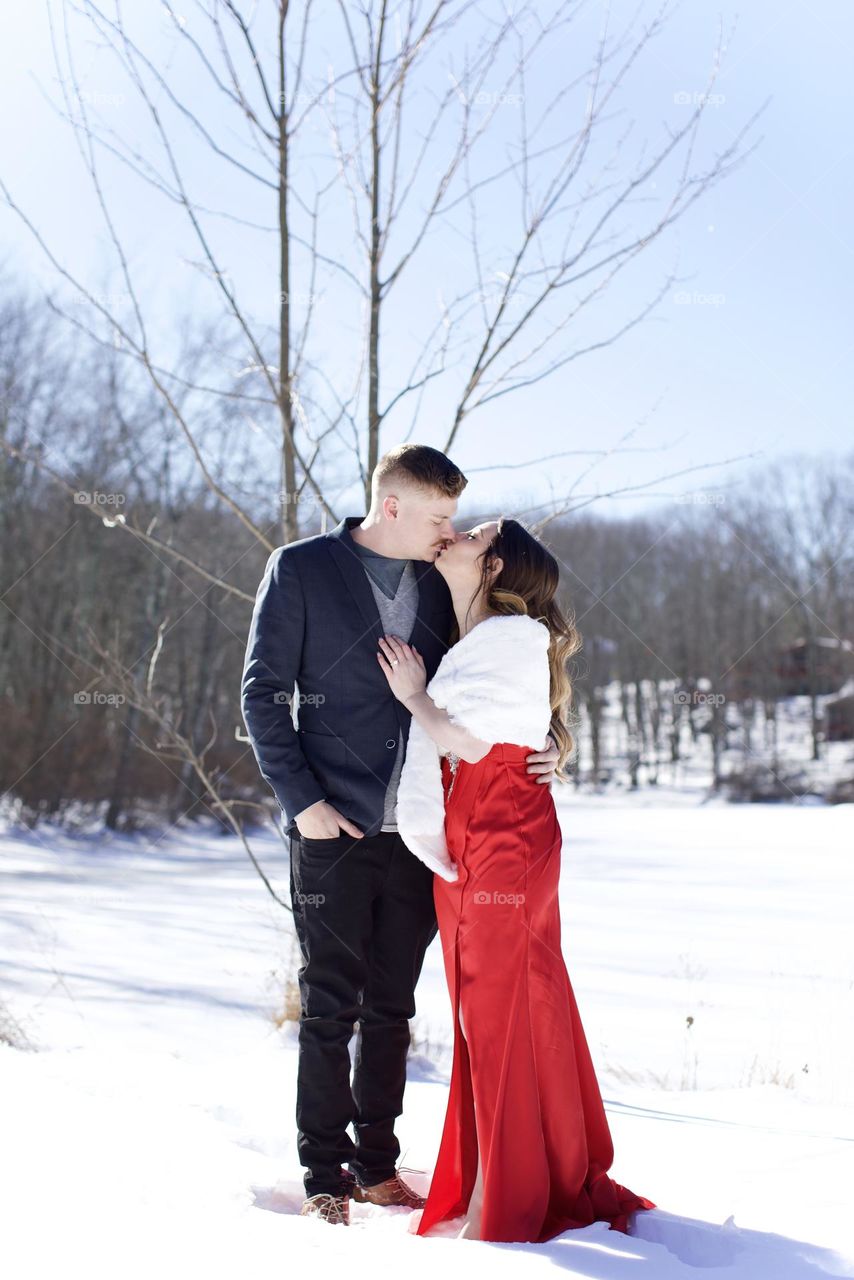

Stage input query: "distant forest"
[{"left": 1, "top": 288, "right": 852, "bottom": 830}]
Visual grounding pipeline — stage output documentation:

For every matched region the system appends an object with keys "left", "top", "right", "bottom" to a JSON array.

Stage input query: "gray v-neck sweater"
[{"left": 353, "top": 544, "right": 419, "bottom": 831}]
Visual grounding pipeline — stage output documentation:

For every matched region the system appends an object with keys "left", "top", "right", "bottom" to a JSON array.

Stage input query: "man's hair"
[{"left": 372, "top": 443, "right": 468, "bottom": 499}]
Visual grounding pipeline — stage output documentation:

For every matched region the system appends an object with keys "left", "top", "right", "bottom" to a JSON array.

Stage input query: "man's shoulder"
[{"left": 268, "top": 527, "right": 337, "bottom": 569}]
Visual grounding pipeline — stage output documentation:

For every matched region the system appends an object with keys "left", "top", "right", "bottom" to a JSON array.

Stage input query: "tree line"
[{"left": 2, "top": 288, "right": 851, "bottom": 830}]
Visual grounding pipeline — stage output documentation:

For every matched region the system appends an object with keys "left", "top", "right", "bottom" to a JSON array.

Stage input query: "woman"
[{"left": 376, "top": 516, "right": 656, "bottom": 1244}]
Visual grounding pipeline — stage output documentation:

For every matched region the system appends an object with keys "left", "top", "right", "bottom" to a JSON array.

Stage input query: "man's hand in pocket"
[{"left": 295, "top": 799, "right": 364, "bottom": 840}]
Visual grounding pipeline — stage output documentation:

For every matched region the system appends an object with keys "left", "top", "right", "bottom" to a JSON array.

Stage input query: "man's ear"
[{"left": 383, "top": 494, "right": 399, "bottom": 521}]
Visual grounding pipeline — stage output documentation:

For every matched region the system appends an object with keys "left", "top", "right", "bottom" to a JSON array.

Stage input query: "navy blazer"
[{"left": 241, "top": 516, "right": 454, "bottom": 836}]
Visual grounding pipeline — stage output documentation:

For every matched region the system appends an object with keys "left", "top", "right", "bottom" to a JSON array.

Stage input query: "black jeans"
[{"left": 289, "top": 829, "right": 438, "bottom": 1197}]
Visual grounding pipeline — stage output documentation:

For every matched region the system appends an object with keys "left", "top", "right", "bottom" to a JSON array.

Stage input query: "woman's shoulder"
[
  {"left": 433, "top": 611, "right": 550, "bottom": 690},
  {"left": 467, "top": 612, "right": 550, "bottom": 650},
  {"left": 434, "top": 610, "right": 552, "bottom": 747}
]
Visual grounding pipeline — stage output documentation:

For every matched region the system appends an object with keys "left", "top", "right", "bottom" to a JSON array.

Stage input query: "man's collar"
[
  {"left": 326, "top": 515, "right": 364, "bottom": 547},
  {"left": 326, "top": 515, "right": 439, "bottom": 582}
]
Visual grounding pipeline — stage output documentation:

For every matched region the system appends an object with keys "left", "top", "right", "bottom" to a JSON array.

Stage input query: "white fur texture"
[{"left": 397, "top": 613, "right": 552, "bottom": 880}]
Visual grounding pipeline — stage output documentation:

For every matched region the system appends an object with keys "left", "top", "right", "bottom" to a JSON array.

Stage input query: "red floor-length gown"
[{"left": 414, "top": 742, "right": 656, "bottom": 1244}]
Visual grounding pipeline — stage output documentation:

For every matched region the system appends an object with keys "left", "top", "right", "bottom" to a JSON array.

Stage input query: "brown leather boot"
[
  {"left": 352, "top": 1173, "right": 426, "bottom": 1209},
  {"left": 300, "top": 1192, "right": 350, "bottom": 1225}
]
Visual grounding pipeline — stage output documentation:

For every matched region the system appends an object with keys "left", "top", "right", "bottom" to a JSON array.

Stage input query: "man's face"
[{"left": 380, "top": 486, "right": 458, "bottom": 561}]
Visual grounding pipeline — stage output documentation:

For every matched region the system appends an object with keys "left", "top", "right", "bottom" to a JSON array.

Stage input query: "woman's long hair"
[{"left": 456, "top": 517, "right": 582, "bottom": 778}]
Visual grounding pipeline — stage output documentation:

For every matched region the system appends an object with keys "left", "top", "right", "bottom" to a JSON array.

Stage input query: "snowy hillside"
[{"left": 1, "top": 791, "right": 853, "bottom": 1279}]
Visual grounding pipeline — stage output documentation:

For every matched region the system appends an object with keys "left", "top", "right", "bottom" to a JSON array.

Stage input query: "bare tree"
[{"left": 0, "top": 0, "right": 765, "bottom": 846}]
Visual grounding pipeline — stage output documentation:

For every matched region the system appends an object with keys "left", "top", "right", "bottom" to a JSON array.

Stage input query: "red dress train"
[{"left": 414, "top": 743, "right": 656, "bottom": 1244}]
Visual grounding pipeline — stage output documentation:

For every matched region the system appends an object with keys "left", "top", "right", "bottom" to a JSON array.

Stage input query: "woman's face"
[{"left": 435, "top": 519, "right": 502, "bottom": 591}]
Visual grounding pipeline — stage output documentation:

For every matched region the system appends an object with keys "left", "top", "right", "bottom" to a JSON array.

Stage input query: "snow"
[
  {"left": 577, "top": 684, "right": 854, "bottom": 803},
  {"left": 1, "top": 793, "right": 853, "bottom": 1279}
]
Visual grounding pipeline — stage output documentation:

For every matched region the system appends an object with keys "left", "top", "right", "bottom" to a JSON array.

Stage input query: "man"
[{"left": 241, "top": 444, "right": 558, "bottom": 1225}]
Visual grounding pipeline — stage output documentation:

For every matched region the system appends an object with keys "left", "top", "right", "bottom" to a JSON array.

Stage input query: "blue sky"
[{"left": 1, "top": 1, "right": 850, "bottom": 522}]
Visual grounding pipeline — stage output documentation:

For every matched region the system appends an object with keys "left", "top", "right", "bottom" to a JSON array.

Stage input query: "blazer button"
[{"left": 386, "top": 738, "right": 396, "bottom": 748}]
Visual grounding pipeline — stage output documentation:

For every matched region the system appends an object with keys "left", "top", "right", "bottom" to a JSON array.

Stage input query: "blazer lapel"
[{"left": 326, "top": 517, "right": 384, "bottom": 641}]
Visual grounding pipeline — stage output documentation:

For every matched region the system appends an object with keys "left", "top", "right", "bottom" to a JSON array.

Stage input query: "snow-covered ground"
[{"left": 1, "top": 789, "right": 853, "bottom": 1279}]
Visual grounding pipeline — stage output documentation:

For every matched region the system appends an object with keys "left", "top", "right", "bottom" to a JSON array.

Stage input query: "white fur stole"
[{"left": 396, "top": 613, "right": 552, "bottom": 881}]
